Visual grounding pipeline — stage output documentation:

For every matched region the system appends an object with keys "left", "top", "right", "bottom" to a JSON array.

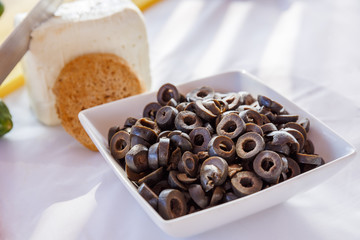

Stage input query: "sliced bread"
[{"left": 53, "top": 53, "right": 144, "bottom": 151}]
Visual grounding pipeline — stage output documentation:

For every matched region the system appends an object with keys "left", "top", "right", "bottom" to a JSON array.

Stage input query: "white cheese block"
[{"left": 20, "top": 0, "right": 151, "bottom": 125}]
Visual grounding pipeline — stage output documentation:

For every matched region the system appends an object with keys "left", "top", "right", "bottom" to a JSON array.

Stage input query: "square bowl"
[{"left": 79, "top": 70, "right": 356, "bottom": 238}]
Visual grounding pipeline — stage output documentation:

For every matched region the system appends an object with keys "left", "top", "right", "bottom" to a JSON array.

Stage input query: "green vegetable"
[
  {"left": 0, "top": 1, "right": 4, "bottom": 17},
  {"left": 0, "top": 99, "right": 13, "bottom": 137}
]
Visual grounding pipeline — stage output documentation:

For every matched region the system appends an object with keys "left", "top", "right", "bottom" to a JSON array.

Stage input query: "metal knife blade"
[{"left": 0, "top": 0, "right": 63, "bottom": 85}]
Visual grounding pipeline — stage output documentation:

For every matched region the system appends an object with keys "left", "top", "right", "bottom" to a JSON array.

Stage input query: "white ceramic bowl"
[{"left": 79, "top": 71, "right": 356, "bottom": 238}]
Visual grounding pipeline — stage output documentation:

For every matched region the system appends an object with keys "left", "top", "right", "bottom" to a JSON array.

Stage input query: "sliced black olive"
[
  {"left": 155, "top": 106, "right": 178, "bottom": 130},
  {"left": 257, "top": 95, "right": 284, "bottom": 114},
  {"left": 216, "top": 112, "right": 245, "bottom": 139},
  {"left": 135, "top": 117, "right": 161, "bottom": 135},
  {"left": 257, "top": 95, "right": 272, "bottom": 108},
  {"left": 296, "top": 152, "right": 323, "bottom": 166},
  {"left": 223, "top": 93, "right": 241, "bottom": 110},
  {"left": 122, "top": 127, "right": 132, "bottom": 134},
  {"left": 223, "top": 180, "right": 232, "bottom": 191},
  {"left": 175, "top": 110, "right": 202, "bottom": 133},
  {"left": 194, "top": 100, "right": 218, "bottom": 122},
  {"left": 200, "top": 156, "right": 228, "bottom": 192},
  {"left": 130, "top": 125, "right": 158, "bottom": 144},
  {"left": 297, "top": 118, "right": 310, "bottom": 133},
  {"left": 123, "top": 117, "right": 138, "bottom": 128},
  {"left": 238, "top": 158, "right": 253, "bottom": 172},
  {"left": 267, "top": 130, "right": 300, "bottom": 153},
  {"left": 158, "top": 189, "right": 187, "bottom": 220},
  {"left": 261, "top": 114, "right": 271, "bottom": 124},
  {"left": 282, "top": 128, "right": 305, "bottom": 150},
  {"left": 138, "top": 167, "right": 164, "bottom": 187},
  {"left": 273, "top": 114, "right": 299, "bottom": 124},
  {"left": 214, "top": 92, "right": 228, "bottom": 99},
  {"left": 125, "top": 164, "right": 147, "bottom": 182},
  {"left": 130, "top": 135, "right": 151, "bottom": 148},
  {"left": 239, "top": 91, "right": 256, "bottom": 105},
  {"left": 167, "top": 129, "right": 183, "bottom": 137},
  {"left": 166, "top": 98, "right": 178, "bottom": 107},
  {"left": 236, "top": 132, "right": 265, "bottom": 159},
  {"left": 152, "top": 180, "right": 170, "bottom": 196},
  {"left": 167, "top": 130, "right": 191, "bottom": 140},
  {"left": 182, "top": 190, "right": 191, "bottom": 204},
  {"left": 188, "top": 184, "right": 209, "bottom": 209},
  {"left": 148, "top": 142, "right": 159, "bottom": 169},
  {"left": 203, "top": 99, "right": 227, "bottom": 115},
  {"left": 215, "top": 110, "right": 239, "bottom": 126},
  {"left": 110, "top": 130, "right": 130, "bottom": 160},
  {"left": 189, "top": 127, "right": 212, "bottom": 154},
  {"left": 125, "top": 144, "right": 149, "bottom": 173},
  {"left": 253, "top": 150, "right": 283, "bottom": 183},
  {"left": 167, "top": 147, "right": 182, "bottom": 171},
  {"left": 209, "top": 186, "right": 225, "bottom": 207},
  {"left": 177, "top": 173, "right": 198, "bottom": 184},
  {"left": 237, "top": 105, "right": 256, "bottom": 112},
  {"left": 180, "top": 151, "right": 199, "bottom": 177},
  {"left": 157, "top": 83, "right": 180, "bottom": 106},
  {"left": 261, "top": 123, "right": 277, "bottom": 134},
  {"left": 301, "top": 163, "right": 318, "bottom": 172},
  {"left": 213, "top": 99, "right": 228, "bottom": 114},
  {"left": 239, "top": 109, "right": 263, "bottom": 125},
  {"left": 169, "top": 132, "right": 192, "bottom": 153},
  {"left": 258, "top": 105, "right": 270, "bottom": 115},
  {"left": 265, "top": 142, "right": 291, "bottom": 156},
  {"left": 168, "top": 170, "right": 187, "bottom": 191},
  {"left": 184, "top": 102, "right": 196, "bottom": 112},
  {"left": 284, "top": 122, "right": 307, "bottom": 140},
  {"left": 224, "top": 192, "right": 239, "bottom": 202},
  {"left": 188, "top": 204, "right": 199, "bottom": 214},
  {"left": 285, "top": 157, "right": 301, "bottom": 179},
  {"left": 245, "top": 123, "right": 264, "bottom": 136},
  {"left": 138, "top": 183, "right": 159, "bottom": 210},
  {"left": 179, "top": 93, "right": 186, "bottom": 102},
  {"left": 158, "top": 130, "right": 171, "bottom": 138},
  {"left": 269, "top": 100, "right": 284, "bottom": 114},
  {"left": 231, "top": 171, "right": 263, "bottom": 197},
  {"left": 277, "top": 172, "right": 288, "bottom": 183},
  {"left": 208, "top": 135, "right": 236, "bottom": 162},
  {"left": 228, "top": 163, "right": 243, "bottom": 178},
  {"left": 263, "top": 111, "right": 275, "bottom": 122},
  {"left": 186, "top": 86, "right": 215, "bottom": 102},
  {"left": 204, "top": 122, "right": 215, "bottom": 135},
  {"left": 278, "top": 154, "right": 289, "bottom": 173},
  {"left": 176, "top": 102, "right": 189, "bottom": 112},
  {"left": 158, "top": 137, "right": 170, "bottom": 167},
  {"left": 137, "top": 167, "right": 165, "bottom": 187},
  {"left": 143, "top": 102, "right": 162, "bottom": 120},
  {"left": 303, "top": 139, "right": 315, "bottom": 154},
  {"left": 197, "top": 151, "right": 210, "bottom": 162},
  {"left": 108, "top": 125, "right": 120, "bottom": 146}
]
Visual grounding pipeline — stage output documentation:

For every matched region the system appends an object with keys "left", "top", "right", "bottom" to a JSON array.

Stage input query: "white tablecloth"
[{"left": 1, "top": 0, "right": 360, "bottom": 239}]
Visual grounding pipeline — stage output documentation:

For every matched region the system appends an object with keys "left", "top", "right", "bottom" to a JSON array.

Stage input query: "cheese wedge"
[{"left": 20, "top": 0, "right": 151, "bottom": 125}]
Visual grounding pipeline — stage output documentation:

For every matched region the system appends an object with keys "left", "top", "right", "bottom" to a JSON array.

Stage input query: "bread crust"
[{"left": 53, "top": 53, "right": 144, "bottom": 151}]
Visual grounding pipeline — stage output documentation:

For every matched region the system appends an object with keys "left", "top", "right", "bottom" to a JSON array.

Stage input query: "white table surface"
[{"left": 1, "top": 0, "right": 360, "bottom": 239}]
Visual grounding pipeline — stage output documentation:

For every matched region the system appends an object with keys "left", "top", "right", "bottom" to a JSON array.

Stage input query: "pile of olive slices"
[{"left": 108, "top": 83, "right": 324, "bottom": 220}]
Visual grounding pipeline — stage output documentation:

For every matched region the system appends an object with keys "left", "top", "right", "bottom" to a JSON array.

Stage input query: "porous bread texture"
[{"left": 53, "top": 53, "right": 144, "bottom": 151}]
